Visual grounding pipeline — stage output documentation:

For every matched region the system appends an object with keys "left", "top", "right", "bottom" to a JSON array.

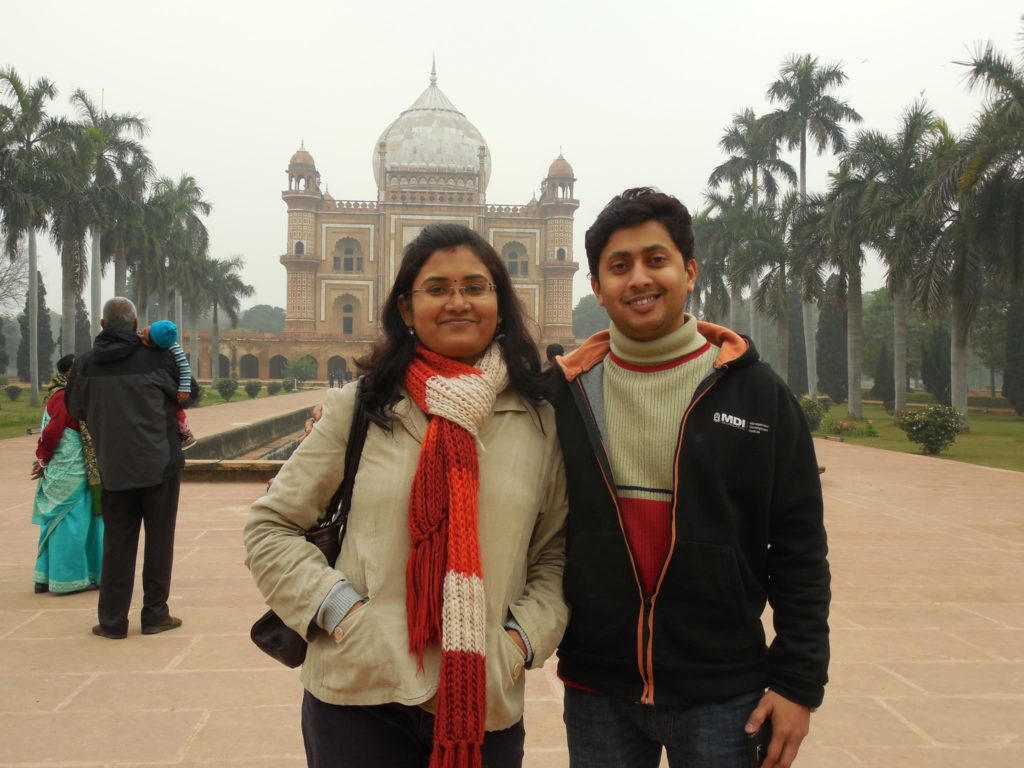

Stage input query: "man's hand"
[{"left": 745, "top": 690, "right": 811, "bottom": 768}]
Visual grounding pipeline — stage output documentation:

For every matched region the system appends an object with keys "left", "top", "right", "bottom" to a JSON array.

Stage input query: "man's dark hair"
[
  {"left": 545, "top": 343, "right": 564, "bottom": 362},
  {"left": 56, "top": 354, "right": 75, "bottom": 374},
  {"left": 358, "top": 223, "right": 544, "bottom": 426},
  {"left": 584, "top": 187, "right": 695, "bottom": 278}
]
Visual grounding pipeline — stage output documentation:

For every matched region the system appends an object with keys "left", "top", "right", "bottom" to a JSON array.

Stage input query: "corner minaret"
[
  {"left": 539, "top": 152, "right": 579, "bottom": 344},
  {"left": 281, "top": 143, "right": 322, "bottom": 333}
]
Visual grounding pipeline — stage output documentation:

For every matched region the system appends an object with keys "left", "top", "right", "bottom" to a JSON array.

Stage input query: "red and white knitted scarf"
[{"left": 404, "top": 343, "right": 508, "bottom": 768}]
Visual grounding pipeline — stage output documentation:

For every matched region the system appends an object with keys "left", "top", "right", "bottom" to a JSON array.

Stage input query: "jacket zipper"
[
  {"left": 570, "top": 378, "right": 652, "bottom": 700},
  {"left": 640, "top": 367, "right": 725, "bottom": 705}
]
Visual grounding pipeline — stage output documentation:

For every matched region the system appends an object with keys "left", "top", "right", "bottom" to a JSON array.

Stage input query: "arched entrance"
[
  {"left": 239, "top": 354, "right": 259, "bottom": 379},
  {"left": 269, "top": 355, "right": 288, "bottom": 378}
]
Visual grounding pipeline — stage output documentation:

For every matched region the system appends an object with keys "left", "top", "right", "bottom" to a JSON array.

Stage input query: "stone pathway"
[{"left": 0, "top": 391, "right": 1021, "bottom": 766}]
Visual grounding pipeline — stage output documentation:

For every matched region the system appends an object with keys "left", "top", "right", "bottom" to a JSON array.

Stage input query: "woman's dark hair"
[
  {"left": 584, "top": 186, "right": 695, "bottom": 278},
  {"left": 357, "top": 223, "right": 544, "bottom": 426},
  {"left": 56, "top": 354, "right": 75, "bottom": 374}
]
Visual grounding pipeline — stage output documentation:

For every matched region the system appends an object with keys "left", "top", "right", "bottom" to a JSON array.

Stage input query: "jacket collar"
[{"left": 558, "top": 322, "right": 753, "bottom": 383}]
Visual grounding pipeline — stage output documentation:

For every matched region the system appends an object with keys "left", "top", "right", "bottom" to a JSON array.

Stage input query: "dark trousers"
[
  {"left": 563, "top": 686, "right": 762, "bottom": 768},
  {"left": 301, "top": 691, "right": 525, "bottom": 768},
  {"left": 97, "top": 473, "right": 181, "bottom": 635}
]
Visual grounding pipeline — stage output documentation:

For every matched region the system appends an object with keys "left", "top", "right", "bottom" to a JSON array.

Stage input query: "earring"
[{"left": 407, "top": 326, "right": 416, "bottom": 336}]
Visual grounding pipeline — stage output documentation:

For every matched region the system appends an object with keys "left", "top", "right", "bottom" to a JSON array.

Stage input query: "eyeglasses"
[{"left": 407, "top": 283, "right": 497, "bottom": 301}]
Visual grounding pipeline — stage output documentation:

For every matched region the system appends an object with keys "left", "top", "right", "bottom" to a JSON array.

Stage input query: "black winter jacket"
[
  {"left": 66, "top": 324, "right": 197, "bottom": 491},
  {"left": 549, "top": 323, "right": 830, "bottom": 709}
]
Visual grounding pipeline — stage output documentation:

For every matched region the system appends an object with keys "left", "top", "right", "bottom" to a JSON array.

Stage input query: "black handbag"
[{"left": 249, "top": 390, "right": 369, "bottom": 667}]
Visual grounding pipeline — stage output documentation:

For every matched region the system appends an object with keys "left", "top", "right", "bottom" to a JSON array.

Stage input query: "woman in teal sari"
[{"left": 30, "top": 355, "right": 103, "bottom": 594}]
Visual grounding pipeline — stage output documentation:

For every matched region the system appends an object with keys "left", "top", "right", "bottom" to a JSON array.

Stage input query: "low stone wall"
[
  {"left": 184, "top": 405, "right": 312, "bottom": 461},
  {"left": 183, "top": 459, "right": 284, "bottom": 483}
]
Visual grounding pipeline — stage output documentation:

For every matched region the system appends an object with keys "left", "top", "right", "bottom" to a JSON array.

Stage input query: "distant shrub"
[
  {"left": 822, "top": 415, "right": 878, "bottom": 438},
  {"left": 5, "top": 385, "right": 22, "bottom": 401},
  {"left": 282, "top": 378, "right": 295, "bottom": 392},
  {"left": 215, "top": 378, "right": 239, "bottom": 402},
  {"left": 267, "top": 381, "right": 282, "bottom": 396},
  {"left": 800, "top": 396, "right": 827, "bottom": 431},
  {"left": 244, "top": 380, "right": 263, "bottom": 399},
  {"left": 900, "top": 404, "right": 961, "bottom": 455}
]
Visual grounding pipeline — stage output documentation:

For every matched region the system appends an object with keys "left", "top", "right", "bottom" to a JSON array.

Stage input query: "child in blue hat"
[{"left": 140, "top": 320, "right": 196, "bottom": 448}]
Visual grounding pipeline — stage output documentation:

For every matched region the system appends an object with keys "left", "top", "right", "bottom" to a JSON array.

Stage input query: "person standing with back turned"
[
  {"left": 66, "top": 297, "right": 198, "bottom": 639},
  {"left": 546, "top": 188, "right": 830, "bottom": 768}
]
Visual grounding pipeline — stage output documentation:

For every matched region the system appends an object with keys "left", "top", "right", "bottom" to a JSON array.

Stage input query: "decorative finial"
[
  {"left": 430, "top": 55, "right": 437, "bottom": 86},
  {"left": 559, "top": 144, "right": 563, "bottom": 157},
  {"left": 301, "top": 138, "right": 305, "bottom": 149}
]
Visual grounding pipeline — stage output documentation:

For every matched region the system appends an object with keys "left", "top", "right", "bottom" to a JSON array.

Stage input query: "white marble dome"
[{"left": 374, "top": 66, "right": 491, "bottom": 189}]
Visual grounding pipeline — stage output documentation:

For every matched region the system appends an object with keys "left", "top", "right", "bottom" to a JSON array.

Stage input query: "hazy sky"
[{"left": 5, "top": 0, "right": 1021, "bottom": 317}]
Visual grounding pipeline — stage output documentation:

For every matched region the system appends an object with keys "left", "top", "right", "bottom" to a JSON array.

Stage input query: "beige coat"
[{"left": 244, "top": 381, "right": 568, "bottom": 730}]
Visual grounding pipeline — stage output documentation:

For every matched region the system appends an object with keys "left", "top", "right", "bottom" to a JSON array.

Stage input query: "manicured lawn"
[
  {"left": 817, "top": 402, "right": 1024, "bottom": 473},
  {"left": 0, "top": 392, "right": 43, "bottom": 440},
  {"left": 0, "top": 383, "right": 306, "bottom": 440}
]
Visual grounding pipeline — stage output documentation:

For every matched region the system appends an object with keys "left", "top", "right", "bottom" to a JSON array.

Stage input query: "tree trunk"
[
  {"left": 690, "top": 286, "right": 702, "bottom": 320},
  {"left": 27, "top": 230, "right": 40, "bottom": 406},
  {"left": 892, "top": 281, "right": 909, "bottom": 415},
  {"left": 90, "top": 229, "right": 102, "bottom": 338},
  {"left": 175, "top": 292, "right": 184, "bottom": 331},
  {"left": 211, "top": 301, "right": 220, "bottom": 386},
  {"left": 846, "top": 260, "right": 863, "bottom": 419},
  {"left": 114, "top": 249, "right": 127, "bottom": 297},
  {"left": 729, "top": 283, "right": 742, "bottom": 332},
  {"left": 950, "top": 301, "right": 970, "bottom": 429},
  {"left": 802, "top": 300, "right": 817, "bottom": 398},
  {"left": 61, "top": 248, "right": 76, "bottom": 359},
  {"left": 189, "top": 304, "right": 200, "bottom": 381},
  {"left": 749, "top": 293, "right": 757, "bottom": 347},
  {"left": 776, "top": 273, "right": 789, "bottom": 386}
]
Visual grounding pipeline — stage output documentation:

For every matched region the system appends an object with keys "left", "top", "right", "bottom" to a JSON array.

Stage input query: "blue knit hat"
[{"left": 149, "top": 320, "right": 178, "bottom": 349}]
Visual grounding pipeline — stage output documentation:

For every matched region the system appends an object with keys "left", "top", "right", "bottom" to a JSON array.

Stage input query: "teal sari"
[{"left": 32, "top": 406, "right": 103, "bottom": 593}]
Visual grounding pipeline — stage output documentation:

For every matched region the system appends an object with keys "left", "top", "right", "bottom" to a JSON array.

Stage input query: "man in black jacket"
[
  {"left": 66, "top": 297, "right": 198, "bottom": 640},
  {"left": 548, "top": 189, "right": 829, "bottom": 768}
]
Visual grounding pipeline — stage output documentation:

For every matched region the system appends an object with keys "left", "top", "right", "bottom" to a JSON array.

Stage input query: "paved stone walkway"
[{"left": 1, "top": 391, "right": 1021, "bottom": 766}]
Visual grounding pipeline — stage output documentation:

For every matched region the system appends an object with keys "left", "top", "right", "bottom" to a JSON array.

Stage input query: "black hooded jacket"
[
  {"left": 66, "top": 324, "right": 197, "bottom": 491},
  {"left": 548, "top": 322, "right": 830, "bottom": 709}
]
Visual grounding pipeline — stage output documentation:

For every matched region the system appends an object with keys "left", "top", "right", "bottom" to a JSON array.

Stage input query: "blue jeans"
[{"left": 563, "top": 686, "right": 762, "bottom": 768}]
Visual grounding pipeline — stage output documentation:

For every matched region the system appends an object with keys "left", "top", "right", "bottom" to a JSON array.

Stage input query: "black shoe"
[
  {"left": 141, "top": 616, "right": 182, "bottom": 635},
  {"left": 92, "top": 624, "right": 127, "bottom": 640},
  {"left": 34, "top": 582, "right": 48, "bottom": 594}
]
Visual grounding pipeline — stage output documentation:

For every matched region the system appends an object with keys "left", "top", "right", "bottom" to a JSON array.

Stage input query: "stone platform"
[{"left": 0, "top": 389, "right": 1021, "bottom": 766}]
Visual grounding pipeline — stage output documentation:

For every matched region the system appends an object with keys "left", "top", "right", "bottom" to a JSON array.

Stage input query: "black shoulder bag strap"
[{"left": 306, "top": 382, "right": 369, "bottom": 556}]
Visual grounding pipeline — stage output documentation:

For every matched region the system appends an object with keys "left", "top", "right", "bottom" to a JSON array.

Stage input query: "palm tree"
[
  {"left": 128, "top": 174, "right": 211, "bottom": 322},
  {"left": 207, "top": 255, "right": 253, "bottom": 385},
  {"left": 691, "top": 208, "right": 729, "bottom": 322},
  {"left": 823, "top": 170, "right": 872, "bottom": 418},
  {"left": 47, "top": 123, "right": 108, "bottom": 354},
  {"left": 70, "top": 89, "right": 150, "bottom": 336},
  {"left": 765, "top": 54, "right": 862, "bottom": 398},
  {"left": 923, "top": 21, "right": 1024, "bottom": 419},
  {"left": 708, "top": 109, "right": 796, "bottom": 335},
  {"left": 0, "top": 68, "right": 65, "bottom": 405},
  {"left": 848, "top": 103, "right": 945, "bottom": 416},
  {"left": 735, "top": 192, "right": 801, "bottom": 383},
  {"left": 702, "top": 184, "right": 759, "bottom": 332}
]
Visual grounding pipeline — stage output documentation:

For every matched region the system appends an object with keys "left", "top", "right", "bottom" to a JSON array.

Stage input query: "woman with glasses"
[{"left": 245, "top": 223, "right": 568, "bottom": 768}]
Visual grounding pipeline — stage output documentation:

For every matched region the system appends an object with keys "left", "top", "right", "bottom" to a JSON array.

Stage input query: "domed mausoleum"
[{"left": 199, "top": 64, "right": 579, "bottom": 382}]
